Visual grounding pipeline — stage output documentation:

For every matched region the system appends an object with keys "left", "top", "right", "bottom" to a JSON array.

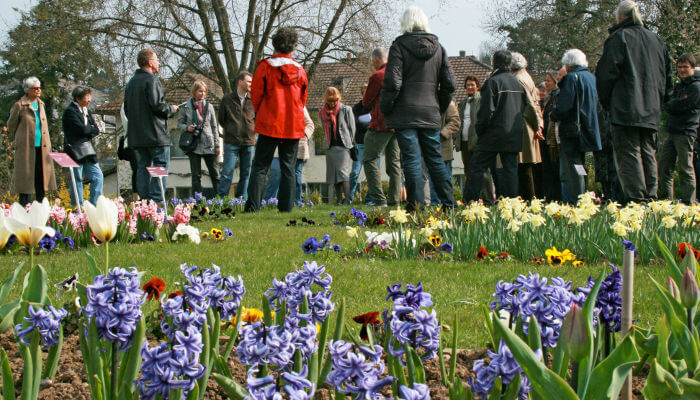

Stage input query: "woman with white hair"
[
  {"left": 596, "top": 0, "right": 673, "bottom": 203},
  {"left": 551, "top": 49, "right": 602, "bottom": 203},
  {"left": 510, "top": 52, "right": 544, "bottom": 199},
  {"left": 6, "top": 76, "right": 57, "bottom": 205},
  {"left": 379, "top": 5, "right": 457, "bottom": 210}
]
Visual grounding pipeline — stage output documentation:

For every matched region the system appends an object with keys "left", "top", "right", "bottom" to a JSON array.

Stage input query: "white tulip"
[
  {"left": 5, "top": 198, "right": 55, "bottom": 248},
  {"left": 0, "top": 213, "right": 12, "bottom": 249},
  {"left": 84, "top": 196, "right": 119, "bottom": 243}
]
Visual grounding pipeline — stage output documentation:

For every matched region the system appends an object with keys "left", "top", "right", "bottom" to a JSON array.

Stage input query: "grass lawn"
[{"left": 0, "top": 204, "right": 666, "bottom": 347}]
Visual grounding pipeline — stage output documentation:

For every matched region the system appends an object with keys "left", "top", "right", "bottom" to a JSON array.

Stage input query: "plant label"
[
  {"left": 146, "top": 166, "right": 168, "bottom": 177},
  {"left": 49, "top": 152, "right": 79, "bottom": 168}
]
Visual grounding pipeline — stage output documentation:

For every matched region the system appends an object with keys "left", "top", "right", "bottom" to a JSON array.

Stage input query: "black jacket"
[
  {"left": 352, "top": 101, "right": 370, "bottom": 144},
  {"left": 124, "top": 68, "right": 175, "bottom": 147},
  {"left": 62, "top": 102, "right": 99, "bottom": 163},
  {"left": 596, "top": 19, "right": 673, "bottom": 130},
  {"left": 551, "top": 66, "right": 602, "bottom": 153},
  {"left": 665, "top": 70, "right": 700, "bottom": 137},
  {"left": 379, "top": 32, "right": 456, "bottom": 130},
  {"left": 474, "top": 69, "right": 528, "bottom": 153}
]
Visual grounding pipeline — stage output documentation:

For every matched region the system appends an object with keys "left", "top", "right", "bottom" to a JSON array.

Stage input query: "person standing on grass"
[
  {"left": 244, "top": 27, "right": 308, "bottom": 213},
  {"left": 463, "top": 50, "right": 536, "bottom": 203},
  {"left": 63, "top": 85, "right": 103, "bottom": 207},
  {"left": 124, "top": 49, "right": 179, "bottom": 206},
  {"left": 349, "top": 84, "right": 371, "bottom": 203},
  {"left": 427, "top": 100, "right": 460, "bottom": 205},
  {"left": 596, "top": 0, "right": 673, "bottom": 203},
  {"left": 658, "top": 54, "right": 700, "bottom": 204},
  {"left": 380, "top": 6, "right": 456, "bottom": 210},
  {"left": 218, "top": 70, "right": 255, "bottom": 199},
  {"left": 363, "top": 47, "right": 402, "bottom": 207},
  {"left": 319, "top": 87, "right": 355, "bottom": 205}
]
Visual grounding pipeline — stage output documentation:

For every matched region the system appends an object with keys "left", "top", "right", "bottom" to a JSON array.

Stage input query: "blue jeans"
[
  {"left": 429, "top": 160, "right": 452, "bottom": 205},
  {"left": 69, "top": 161, "right": 103, "bottom": 207},
  {"left": 395, "top": 129, "right": 454, "bottom": 209},
  {"left": 136, "top": 146, "right": 169, "bottom": 205},
  {"left": 267, "top": 159, "right": 306, "bottom": 203},
  {"left": 349, "top": 144, "right": 381, "bottom": 203},
  {"left": 219, "top": 144, "right": 254, "bottom": 198}
]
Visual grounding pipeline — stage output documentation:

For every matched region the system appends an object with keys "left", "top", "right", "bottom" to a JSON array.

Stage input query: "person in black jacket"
[
  {"left": 124, "top": 49, "right": 179, "bottom": 205},
  {"left": 595, "top": 0, "right": 673, "bottom": 203},
  {"left": 62, "top": 86, "right": 102, "bottom": 207},
  {"left": 658, "top": 54, "right": 700, "bottom": 204},
  {"left": 550, "top": 49, "right": 601, "bottom": 203},
  {"left": 463, "top": 50, "right": 535, "bottom": 203},
  {"left": 379, "top": 5, "right": 456, "bottom": 210}
]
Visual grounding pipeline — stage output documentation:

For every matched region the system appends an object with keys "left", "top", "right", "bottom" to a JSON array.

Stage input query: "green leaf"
[
  {"left": 212, "top": 373, "right": 249, "bottom": 399},
  {"left": 493, "top": 314, "right": 578, "bottom": 400},
  {"left": 577, "top": 269, "right": 606, "bottom": 399},
  {"left": 527, "top": 315, "right": 542, "bottom": 353},
  {"left": 21, "top": 264, "right": 47, "bottom": 304},
  {"left": 262, "top": 294, "right": 273, "bottom": 327},
  {"left": 502, "top": 373, "right": 522, "bottom": 400},
  {"left": 0, "top": 349, "right": 15, "bottom": 400},
  {"left": 437, "top": 341, "right": 448, "bottom": 387},
  {"left": 450, "top": 313, "right": 459, "bottom": 383},
  {"left": 119, "top": 318, "right": 145, "bottom": 398},
  {"left": 42, "top": 326, "right": 63, "bottom": 379},
  {"left": 0, "top": 262, "right": 24, "bottom": 305},
  {"left": 29, "top": 330, "right": 42, "bottom": 400},
  {"left": 197, "top": 314, "right": 211, "bottom": 396},
  {"left": 410, "top": 348, "right": 426, "bottom": 384},
  {"left": 19, "top": 343, "right": 33, "bottom": 400},
  {"left": 642, "top": 359, "right": 684, "bottom": 399},
  {"left": 319, "top": 297, "right": 344, "bottom": 385},
  {"left": 85, "top": 251, "right": 101, "bottom": 278},
  {"left": 583, "top": 332, "right": 640, "bottom": 400},
  {"left": 656, "top": 235, "right": 683, "bottom": 286},
  {"left": 185, "top": 382, "right": 199, "bottom": 400},
  {"left": 0, "top": 300, "right": 21, "bottom": 333},
  {"left": 681, "top": 246, "right": 698, "bottom": 277},
  {"left": 405, "top": 343, "right": 416, "bottom": 385}
]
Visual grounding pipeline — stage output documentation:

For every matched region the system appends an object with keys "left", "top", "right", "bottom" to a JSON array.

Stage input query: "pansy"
[
  {"left": 545, "top": 246, "right": 576, "bottom": 266},
  {"left": 678, "top": 242, "right": 700, "bottom": 260},
  {"left": 428, "top": 235, "right": 442, "bottom": 247},
  {"left": 440, "top": 242, "right": 453, "bottom": 254},
  {"left": 352, "top": 311, "right": 381, "bottom": 341},
  {"left": 142, "top": 277, "right": 166, "bottom": 300},
  {"left": 476, "top": 246, "right": 489, "bottom": 259}
]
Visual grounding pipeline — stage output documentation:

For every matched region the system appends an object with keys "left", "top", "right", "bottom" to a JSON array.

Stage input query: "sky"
[{"left": 0, "top": 0, "right": 493, "bottom": 57}]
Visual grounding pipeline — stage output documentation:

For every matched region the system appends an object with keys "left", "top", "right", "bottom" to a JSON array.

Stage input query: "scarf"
[
  {"left": 193, "top": 99, "right": 204, "bottom": 124},
  {"left": 319, "top": 101, "right": 341, "bottom": 143}
]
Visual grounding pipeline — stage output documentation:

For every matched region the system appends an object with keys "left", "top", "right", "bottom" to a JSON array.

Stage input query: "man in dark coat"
[
  {"left": 463, "top": 50, "right": 536, "bottom": 202},
  {"left": 551, "top": 49, "right": 601, "bottom": 203},
  {"left": 379, "top": 6, "right": 456, "bottom": 210},
  {"left": 595, "top": 0, "right": 673, "bottom": 203},
  {"left": 124, "top": 49, "right": 179, "bottom": 205},
  {"left": 658, "top": 54, "right": 700, "bottom": 204},
  {"left": 62, "top": 85, "right": 102, "bottom": 207}
]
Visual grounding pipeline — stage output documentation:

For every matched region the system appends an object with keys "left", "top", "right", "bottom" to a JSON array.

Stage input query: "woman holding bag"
[
  {"left": 178, "top": 80, "right": 220, "bottom": 195},
  {"left": 319, "top": 87, "right": 355, "bottom": 205}
]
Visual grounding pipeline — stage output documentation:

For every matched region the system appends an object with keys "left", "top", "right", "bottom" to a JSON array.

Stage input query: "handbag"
[
  {"left": 65, "top": 140, "right": 96, "bottom": 162},
  {"left": 178, "top": 103, "right": 202, "bottom": 153},
  {"left": 117, "top": 135, "right": 128, "bottom": 160},
  {"left": 349, "top": 145, "right": 359, "bottom": 162}
]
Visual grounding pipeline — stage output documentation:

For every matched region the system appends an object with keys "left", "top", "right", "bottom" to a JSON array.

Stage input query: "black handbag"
[
  {"left": 65, "top": 140, "right": 96, "bottom": 162},
  {"left": 117, "top": 135, "right": 128, "bottom": 160},
  {"left": 179, "top": 128, "right": 200, "bottom": 153},
  {"left": 349, "top": 145, "right": 359, "bottom": 162}
]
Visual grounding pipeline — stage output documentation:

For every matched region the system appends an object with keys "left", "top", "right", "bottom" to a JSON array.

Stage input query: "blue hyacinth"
[
  {"left": 82, "top": 267, "right": 145, "bottom": 351},
  {"left": 15, "top": 304, "right": 67, "bottom": 350},
  {"left": 398, "top": 383, "right": 431, "bottom": 400},
  {"left": 326, "top": 340, "right": 395, "bottom": 398},
  {"left": 237, "top": 322, "right": 296, "bottom": 369},
  {"left": 469, "top": 340, "right": 535, "bottom": 400},
  {"left": 266, "top": 261, "right": 334, "bottom": 325},
  {"left": 246, "top": 365, "right": 315, "bottom": 399}
]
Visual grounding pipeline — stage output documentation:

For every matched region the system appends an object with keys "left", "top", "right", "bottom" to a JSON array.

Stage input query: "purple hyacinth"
[
  {"left": 388, "top": 306, "right": 440, "bottom": 360},
  {"left": 237, "top": 321, "right": 296, "bottom": 369},
  {"left": 326, "top": 340, "right": 395, "bottom": 398},
  {"left": 621, "top": 240, "right": 638, "bottom": 257},
  {"left": 138, "top": 338, "right": 206, "bottom": 399},
  {"left": 82, "top": 267, "right": 145, "bottom": 351},
  {"left": 398, "top": 383, "right": 431, "bottom": 400},
  {"left": 266, "top": 261, "right": 334, "bottom": 325},
  {"left": 180, "top": 263, "right": 245, "bottom": 321},
  {"left": 595, "top": 265, "right": 623, "bottom": 332},
  {"left": 246, "top": 365, "right": 315, "bottom": 399},
  {"left": 386, "top": 282, "right": 434, "bottom": 310},
  {"left": 469, "top": 340, "right": 535, "bottom": 400},
  {"left": 14, "top": 305, "right": 67, "bottom": 350}
]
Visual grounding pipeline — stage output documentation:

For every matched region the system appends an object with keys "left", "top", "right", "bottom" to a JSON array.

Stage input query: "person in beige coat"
[
  {"left": 7, "top": 76, "right": 57, "bottom": 205},
  {"left": 511, "top": 53, "right": 544, "bottom": 199}
]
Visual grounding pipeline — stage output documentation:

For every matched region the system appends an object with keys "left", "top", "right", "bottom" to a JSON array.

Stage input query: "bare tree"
[{"left": 87, "top": 0, "right": 405, "bottom": 93}]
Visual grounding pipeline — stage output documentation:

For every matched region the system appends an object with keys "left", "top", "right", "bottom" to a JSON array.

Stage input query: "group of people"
[{"left": 6, "top": 0, "right": 700, "bottom": 211}]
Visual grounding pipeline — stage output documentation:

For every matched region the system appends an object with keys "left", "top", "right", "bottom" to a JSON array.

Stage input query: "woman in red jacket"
[{"left": 244, "top": 27, "right": 308, "bottom": 213}]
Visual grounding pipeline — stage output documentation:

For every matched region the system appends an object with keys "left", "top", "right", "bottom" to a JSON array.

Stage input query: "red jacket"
[
  {"left": 251, "top": 54, "right": 308, "bottom": 139},
  {"left": 362, "top": 64, "right": 390, "bottom": 132}
]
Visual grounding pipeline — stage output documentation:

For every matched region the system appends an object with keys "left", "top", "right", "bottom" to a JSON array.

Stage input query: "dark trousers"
[
  {"left": 518, "top": 163, "right": 536, "bottom": 199},
  {"left": 611, "top": 125, "right": 658, "bottom": 203},
  {"left": 559, "top": 139, "right": 586, "bottom": 204},
  {"left": 20, "top": 147, "right": 45, "bottom": 205},
  {"left": 135, "top": 146, "right": 170, "bottom": 205},
  {"left": 658, "top": 133, "right": 696, "bottom": 204},
  {"left": 245, "top": 134, "right": 299, "bottom": 212},
  {"left": 463, "top": 150, "right": 518, "bottom": 202},
  {"left": 461, "top": 145, "right": 495, "bottom": 202},
  {"left": 538, "top": 141, "right": 561, "bottom": 201},
  {"left": 188, "top": 153, "right": 220, "bottom": 195}
]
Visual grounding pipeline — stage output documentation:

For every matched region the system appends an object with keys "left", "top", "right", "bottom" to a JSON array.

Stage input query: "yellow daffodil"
[
  {"left": 6, "top": 198, "right": 55, "bottom": 248},
  {"left": 389, "top": 208, "right": 408, "bottom": 224},
  {"left": 346, "top": 226, "right": 359, "bottom": 238},
  {"left": 84, "top": 196, "right": 119, "bottom": 243},
  {"left": 611, "top": 221, "right": 628, "bottom": 237},
  {"left": 661, "top": 215, "right": 677, "bottom": 229}
]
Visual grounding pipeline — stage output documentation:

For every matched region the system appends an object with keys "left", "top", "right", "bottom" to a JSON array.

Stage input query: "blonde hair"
[
  {"left": 191, "top": 80, "right": 208, "bottom": 95},
  {"left": 323, "top": 87, "right": 341, "bottom": 102},
  {"left": 616, "top": 0, "right": 643, "bottom": 26}
]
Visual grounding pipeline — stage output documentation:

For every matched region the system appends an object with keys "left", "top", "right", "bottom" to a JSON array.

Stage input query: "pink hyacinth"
[
  {"left": 49, "top": 205, "right": 67, "bottom": 225},
  {"left": 114, "top": 198, "right": 126, "bottom": 223},
  {"left": 172, "top": 204, "right": 191, "bottom": 225},
  {"left": 128, "top": 214, "right": 138, "bottom": 234},
  {"left": 68, "top": 211, "right": 88, "bottom": 233}
]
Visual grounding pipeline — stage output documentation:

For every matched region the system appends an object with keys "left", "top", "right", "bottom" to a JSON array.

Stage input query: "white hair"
[
  {"left": 616, "top": 0, "right": 643, "bottom": 25},
  {"left": 23, "top": 76, "right": 41, "bottom": 94},
  {"left": 400, "top": 6, "right": 430, "bottom": 34},
  {"left": 561, "top": 49, "right": 588, "bottom": 68},
  {"left": 510, "top": 52, "right": 528, "bottom": 71}
]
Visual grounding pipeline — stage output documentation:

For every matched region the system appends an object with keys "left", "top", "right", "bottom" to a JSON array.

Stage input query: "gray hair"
[
  {"left": 616, "top": 0, "right": 643, "bottom": 25},
  {"left": 537, "top": 82, "right": 546, "bottom": 90},
  {"left": 23, "top": 76, "right": 41, "bottom": 94},
  {"left": 400, "top": 6, "right": 430, "bottom": 34},
  {"left": 510, "top": 52, "right": 528, "bottom": 71},
  {"left": 371, "top": 48, "right": 388, "bottom": 63},
  {"left": 561, "top": 49, "right": 588, "bottom": 68},
  {"left": 71, "top": 85, "right": 92, "bottom": 101}
]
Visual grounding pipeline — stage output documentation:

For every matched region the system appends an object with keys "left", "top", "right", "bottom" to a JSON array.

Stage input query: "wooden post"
[{"left": 621, "top": 249, "right": 635, "bottom": 400}]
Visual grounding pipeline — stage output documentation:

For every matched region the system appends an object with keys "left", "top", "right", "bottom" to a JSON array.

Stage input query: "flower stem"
[
  {"left": 105, "top": 241, "right": 110, "bottom": 275},
  {"left": 111, "top": 341, "right": 118, "bottom": 399},
  {"left": 30, "top": 247, "right": 34, "bottom": 269},
  {"left": 571, "top": 361, "right": 579, "bottom": 392}
]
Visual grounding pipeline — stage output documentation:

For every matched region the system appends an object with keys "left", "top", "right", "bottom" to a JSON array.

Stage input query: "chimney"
[
  {"left": 459, "top": 50, "right": 466, "bottom": 57},
  {"left": 346, "top": 52, "right": 353, "bottom": 60}
]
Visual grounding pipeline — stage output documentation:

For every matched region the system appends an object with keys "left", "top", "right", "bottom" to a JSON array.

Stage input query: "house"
[{"left": 94, "top": 54, "right": 491, "bottom": 198}]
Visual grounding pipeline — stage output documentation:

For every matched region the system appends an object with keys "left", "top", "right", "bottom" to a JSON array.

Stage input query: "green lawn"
[{"left": 0, "top": 204, "right": 665, "bottom": 347}]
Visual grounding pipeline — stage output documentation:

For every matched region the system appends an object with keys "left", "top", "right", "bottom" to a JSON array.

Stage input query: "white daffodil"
[
  {"left": 389, "top": 208, "right": 408, "bottom": 224},
  {"left": 84, "top": 196, "right": 119, "bottom": 243},
  {"left": 172, "top": 223, "right": 200, "bottom": 244},
  {"left": 5, "top": 198, "right": 55, "bottom": 248},
  {"left": 0, "top": 212, "right": 12, "bottom": 249}
]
